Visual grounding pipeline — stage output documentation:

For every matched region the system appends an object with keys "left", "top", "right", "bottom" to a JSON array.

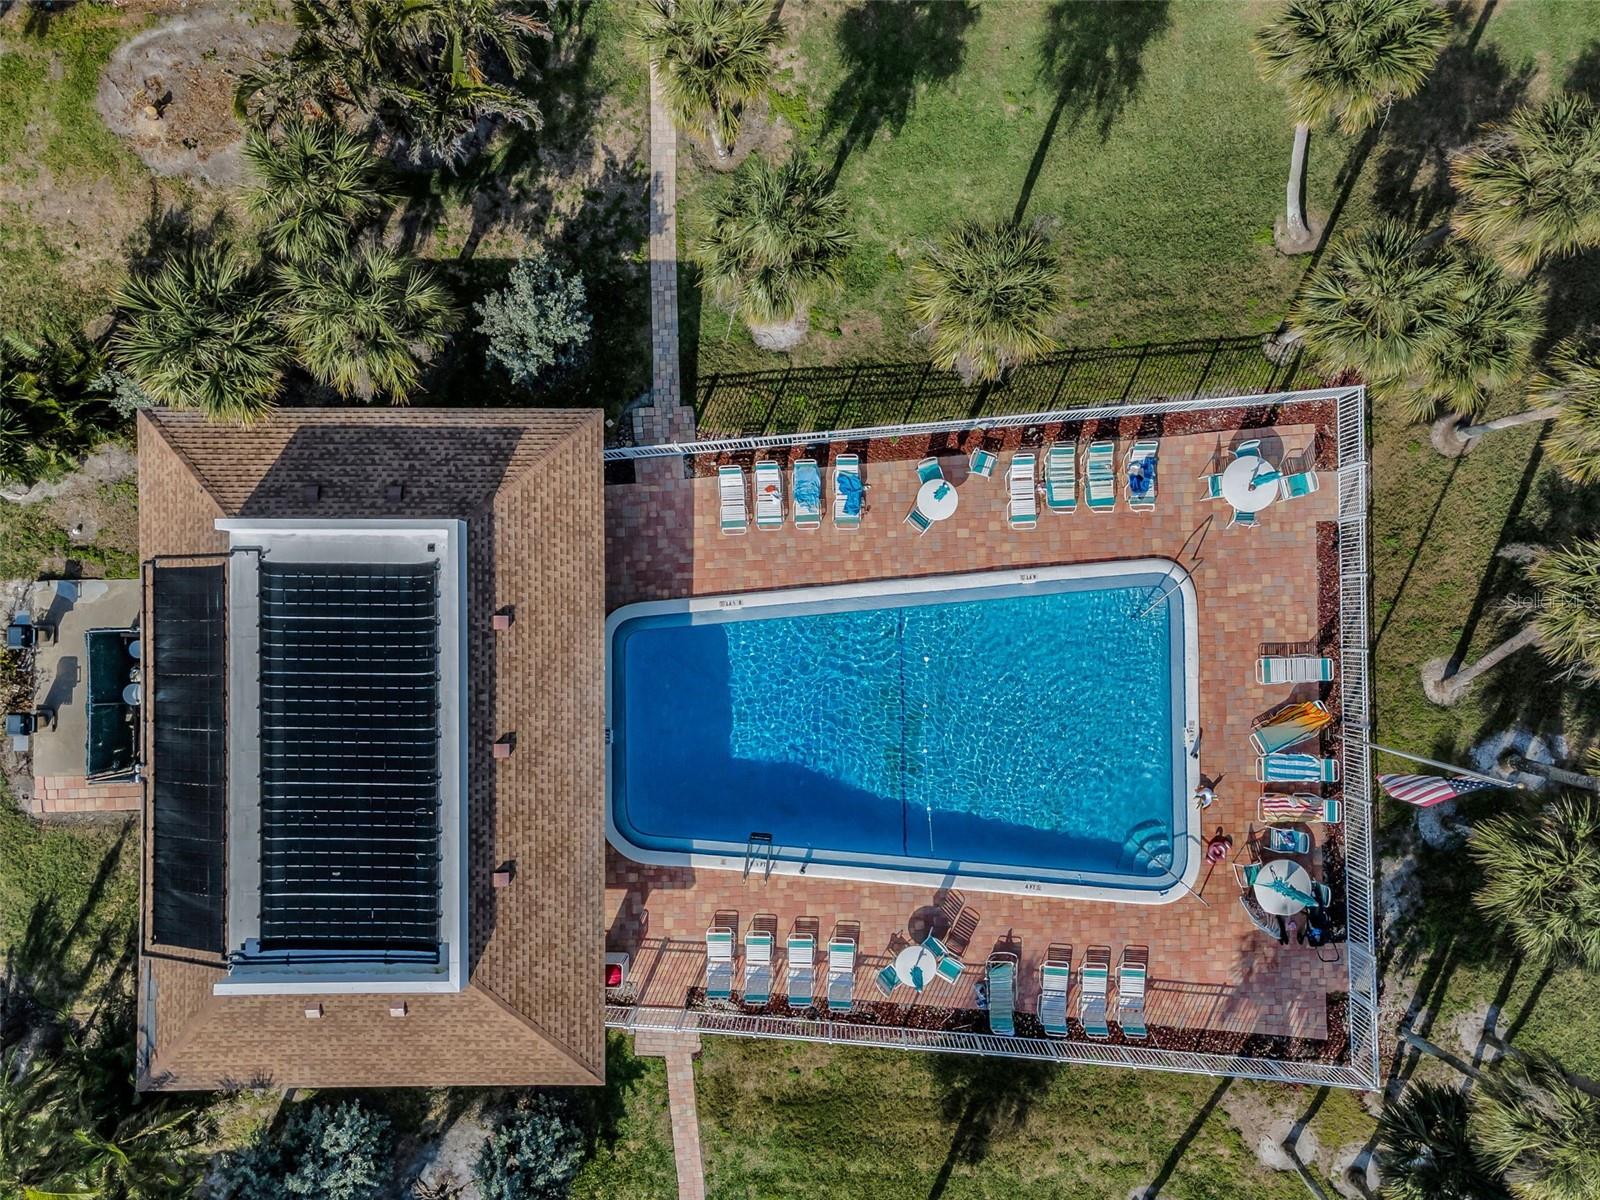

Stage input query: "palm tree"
[
  {"left": 245, "top": 118, "right": 396, "bottom": 264},
  {"left": 698, "top": 152, "right": 852, "bottom": 350},
  {"left": 1426, "top": 540, "right": 1600, "bottom": 704},
  {"left": 907, "top": 219, "right": 1068, "bottom": 385},
  {"left": 636, "top": 0, "right": 781, "bottom": 161},
  {"left": 1471, "top": 1052, "right": 1600, "bottom": 1200},
  {"left": 111, "top": 246, "right": 286, "bottom": 423},
  {"left": 1378, "top": 1081, "right": 1510, "bottom": 1200},
  {"left": 276, "top": 242, "right": 460, "bottom": 403},
  {"left": 0, "top": 1049, "right": 92, "bottom": 1199},
  {"left": 1469, "top": 795, "right": 1600, "bottom": 969},
  {"left": 1408, "top": 252, "right": 1542, "bottom": 424},
  {"left": 1289, "top": 219, "right": 1458, "bottom": 393},
  {"left": 1453, "top": 93, "right": 1600, "bottom": 276},
  {"left": 0, "top": 330, "right": 113, "bottom": 488},
  {"left": 1443, "top": 335, "right": 1600, "bottom": 474},
  {"left": 1252, "top": 0, "right": 1448, "bottom": 253}
]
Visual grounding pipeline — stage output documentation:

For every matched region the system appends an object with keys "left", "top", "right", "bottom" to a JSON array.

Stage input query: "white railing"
[
  {"left": 602, "top": 385, "right": 1362, "bottom": 461},
  {"left": 604, "top": 385, "right": 1381, "bottom": 1089}
]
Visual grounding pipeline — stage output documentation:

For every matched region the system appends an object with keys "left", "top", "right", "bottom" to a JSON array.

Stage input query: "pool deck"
[{"left": 603, "top": 414, "right": 1347, "bottom": 1047}]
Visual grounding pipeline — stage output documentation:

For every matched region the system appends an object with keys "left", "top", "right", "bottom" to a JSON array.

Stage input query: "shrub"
[
  {"left": 472, "top": 1095, "right": 584, "bottom": 1200},
  {"left": 214, "top": 1101, "right": 392, "bottom": 1200},
  {"left": 475, "top": 253, "right": 592, "bottom": 389}
]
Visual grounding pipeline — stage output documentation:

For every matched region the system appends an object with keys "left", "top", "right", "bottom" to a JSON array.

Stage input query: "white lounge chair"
[
  {"left": 1081, "top": 946, "right": 1111, "bottom": 1038},
  {"left": 1279, "top": 469, "right": 1320, "bottom": 499},
  {"left": 1007, "top": 453, "right": 1037, "bottom": 529},
  {"left": 705, "top": 927, "right": 734, "bottom": 1002},
  {"left": 1125, "top": 439, "right": 1158, "bottom": 511},
  {"left": 718, "top": 465, "right": 748, "bottom": 535},
  {"left": 1257, "top": 655, "right": 1335, "bottom": 684},
  {"left": 1117, "top": 948, "right": 1148, "bottom": 1039},
  {"left": 1257, "top": 753, "right": 1340, "bottom": 783},
  {"left": 792, "top": 458, "right": 822, "bottom": 530},
  {"left": 827, "top": 938, "right": 855, "bottom": 1013},
  {"left": 743, "top": 931, "right": 773, "bottom": 1005},
  {"left": 754, "top": 460, "right": 783, "bottom": 529},
  {"left": 970, "top": 447, "right": 997, "bottom": 478},
  {"left": 1085, "top": 441, "right": 1116, "bottom": 511},
  {"left": 1044, "top": 444, "right": 1076, "bottom": 512},
  {"left": 786, "top": 934, "right": 816, "bottom": 1008},
  {"left": 987, "top": 953, "right": 1017, "bottom": 1036},
  {"left": 1259, "top": 793, "right": 1341, "bottom": 825},
  {"left": 832, "top": 454, "right": 863, "bottom": 529},
  {"left": 1039, "top": 952, "right": 1071, "bottom": 1037}
]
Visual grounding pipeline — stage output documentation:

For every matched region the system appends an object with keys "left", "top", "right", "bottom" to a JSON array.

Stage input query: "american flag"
[{"left": 1378, "top": 773, "right": 1502, "bottom": 807}]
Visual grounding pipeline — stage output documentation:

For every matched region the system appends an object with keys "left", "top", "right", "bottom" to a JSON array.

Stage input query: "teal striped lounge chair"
[
  {"left": 1264, "top": 826, "right": 1311, "bottom": 856},
  {"left": 792, "top": 458, "right": 822, "bottom": 530},
  {"left": 1039, "top": 952, "right": 1071, "bottom": 1037},
  {"left": 718, "top": 465, "right": 748, "bottom": 535},
  {"left": 924, "top": 934, "right": 964, "bottom": 984},
  {"left": 970, "top": 448, "right": 997, "bottom": 478},
  {"left": 1279, "top": 469, "right": 1320, "bottom": 499},
  {"left": 917, "top": 457, "right": 944, "bottom": 485},
  {"left": 827, "top": 939, "right": 856, "bottom": 1013},
  {"left": 987, "top": 954, "right": 1017, "bottom": 1037},
  {"left": 1117, "top": 948, "right": 1148, "bottom": 1040},
  {"left": 1081, "top": 946, "right": 1111, "bottom": 1038},
  {"left": 1256, "top": 753, "right": 1340, "bottom": 783},
  {"left": 1125, "top": 438, "right": 1158, "bottom": 511},
  {"left": 1008, "top": 453, "right": 1038, "bottom": 529},
  {"left": 705, "top": 927, "right": 734, "bottom": 1002},
  {"left": 744, "top": 932, "right": 773, "bottom": 1006},
  {"left": 1044, "top": 444, "right": 1076, "bottom": 511},
  {"left": 1085, "top": 440, "right": 1116, "bottom": 511},
  {"left": 1257, "top": 655, "right": 1335, "bottom": 685},
  {"left": 832, "top": 454, "right": 862, "bottom": 529},
  {"left": 754, "top": 460, "right": 784, "bottom": 529},
  {"left": 1259, "top": 793, "right": 1341, "bottom": 825},
  {"left": 786, "top": 935, "right": 816, "bottom": 1008},
  {"left": 1249, "top": 701, "right": 1331, "bottom": 755}
]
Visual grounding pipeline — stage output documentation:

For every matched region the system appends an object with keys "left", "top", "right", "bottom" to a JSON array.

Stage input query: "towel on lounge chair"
[
  {"left": 838, "top": 470, "right": 863, "bottom": 514},
  {"left": 795, "top": 471, "right": 822, "bottom": 508}
]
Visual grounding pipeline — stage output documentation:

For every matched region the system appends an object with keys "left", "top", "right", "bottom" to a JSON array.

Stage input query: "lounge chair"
[
  {"left": 1232, "top": 862, "right": 1262, "bottom": 888},
  {"left": 827, "top": 939, "right": 856, "bottom": 1013},
  {"left": 1259, "top": 793, "right": 1341, "bottom": 825},
  {"left": 1264, "top": 826, "right": 1311, "bottom": 855},
  {"left": 754, "top": 460, "right": 784, "bottom": 530},
  {"left": 904, "top": 506, "right": 933, "bottom": 535},
  {"left": 792, "top": 458, "right": 822, "bottom": 530},
  {"left": 1202, "top": 472, "right": 1224, "bottom": 500},
  {"left": 1249, "top": 701, "right": 1332, "bottom": 755},
  {"left": 970, "top": 448, "right": 997, "bottom": 478},
  {"left": 987, "top": 954, "right": 1017, "bottom": 1037},
  {"left": 1044, "top": 444, "right": 1076, "bottom": 511},
  {"left": 917, "top": 457, "right": 944, "bottom": 485},
  {"left": 786, "top": 935, "right": 816, "bottom": 1008},
  {"left": 1125, "top": 439, "right": 1158, "bottom": 511},
  {"left": 1233, "top": 439, "right": 1262, "bottom": 459},
  {"left": 875, "top": 964, "right": 900, "bottom": 997},
  {"left": 1279, "top": 469, "right": 1320, "bottom": 500},
  {"left": 924, "top": 934, "right": 963, "bottom": 984},
  {"left": 744, "top": 932, "right": 773, "bottom": 1005},
  {"left": 832, "top": 454, "right": 863, "bottom": 529},
  {"left": 1117, "top": 949, "right": 1148, "bottom": 1040},
  {"left": 1085, "top": 440, "right": 1116, "bottom": 511},
  {"left": 1228, "top": 509, "right": 1259, "bottom": 529},
  {"left": 705, "top": 927, "right": 734, "bottom": 1002},
  {"left": 1240, "top": 893, "right": 1284, "bottom": 940},
  {"left": 1007, "top": 453, "right": 1038, "bottom": 529},
  {"left": 1257, "top": 654, "right": 1335, "bottom": 685},
  {"left": 1039, "top": 952, "right": 1071, "bottom": 1037},
  {"left": 1257, "top": 753, "right": 1340, "bottom": 783},
  {"left": 1080, "top": 946, "right": 1111, "bottom": 1039},
  {"left": 719, "top": 465, "right": 748, "bottom": 535}
]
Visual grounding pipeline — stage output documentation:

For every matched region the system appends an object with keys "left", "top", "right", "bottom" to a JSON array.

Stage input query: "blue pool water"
[{"left": 608, "top": 573, "right": 1190, "bottom": 889}]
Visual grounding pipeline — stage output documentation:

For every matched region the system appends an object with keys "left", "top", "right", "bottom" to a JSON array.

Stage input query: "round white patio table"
[
  {"left": 1253, "top": 857, "right": 1315, "bottom": 916},
  {"left": 1220, "top": 457, "right": 1280, "bottom": 513},
  {"left": 917, "top": 478, "right": 959, "bottom": 521},
  {"left": 894, "top": 943, "right": 938, "bottom": 992}
]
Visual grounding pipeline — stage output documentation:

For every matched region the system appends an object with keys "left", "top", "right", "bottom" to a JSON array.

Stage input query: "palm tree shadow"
[
  {"left": 822, "top": 1, "right": 980, "bottom": 184},
  {"left": 925, "top": 1055, "right": 1057, "bottom": 1200},
  {"left": 1137, "top": 1077, "right": 1231, "bottom": 1198}
]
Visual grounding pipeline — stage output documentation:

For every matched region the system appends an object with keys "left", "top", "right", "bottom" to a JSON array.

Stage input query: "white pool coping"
[{"left": 604, "top": 560, "right": 1202, "bottom": 904}]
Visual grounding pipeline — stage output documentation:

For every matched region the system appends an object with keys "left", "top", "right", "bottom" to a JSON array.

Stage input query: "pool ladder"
[{"left": 744, "top": 832, "right": 775, "bottom": 881}]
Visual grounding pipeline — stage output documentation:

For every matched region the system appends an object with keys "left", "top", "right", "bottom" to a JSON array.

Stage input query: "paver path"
[
  {"left": 636, "top": 59, "right": 696, "bottom": 448},
  {"left": 635, "top": 1027, "right": 706, "bottom": 1200}
]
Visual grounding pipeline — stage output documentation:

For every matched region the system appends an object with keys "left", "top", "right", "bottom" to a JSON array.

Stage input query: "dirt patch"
[
  {"left": 97, "top": 10, "right": 293, "bottom": 189},
  {"left": 0, "top": 445, "right": 136, "bottom": 506}
]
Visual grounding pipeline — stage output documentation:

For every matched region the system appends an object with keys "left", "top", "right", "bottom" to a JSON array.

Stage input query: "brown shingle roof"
[{"left": 135, "top": 408, "right": 606, "bottom": 1090}]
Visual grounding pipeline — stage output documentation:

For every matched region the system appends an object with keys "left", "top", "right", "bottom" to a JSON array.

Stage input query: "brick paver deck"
[
  {"left": 30, "top": 774, "right": 141, "bottom": 814},
  {"left": 605, "top": 416, "right": 1346, "bottom": 1047}
]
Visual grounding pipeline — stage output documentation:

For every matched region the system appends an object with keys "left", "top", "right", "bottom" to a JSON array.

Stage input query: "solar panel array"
[
  {"left": 257, "top": 561, "right": 443, "bottom": 954},
  {"left": 150, "top": 564, "right": 228, "bottom": 953}
]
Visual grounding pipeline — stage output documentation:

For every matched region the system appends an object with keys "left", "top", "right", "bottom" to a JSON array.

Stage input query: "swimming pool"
[{"left": 605, "top": 562, "right": 1200, "bottom": 902}]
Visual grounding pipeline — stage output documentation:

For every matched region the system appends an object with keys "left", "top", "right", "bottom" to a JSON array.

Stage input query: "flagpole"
[{"left": 1371, "top": 744, "right": 1524, "bottom": 790}]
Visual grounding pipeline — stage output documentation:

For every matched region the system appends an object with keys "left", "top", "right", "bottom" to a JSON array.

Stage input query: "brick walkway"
[
  {"left": 635, "top": 1026, "right": 707, "bottom": 1200},
  {"left": 635, "top": 58, "right": 696, "bottom": 448},
  {"left": 604, "top": 415, "right": 1349, "bottom": 1046},
  {"left": 30, "top": 774, "right": 141, "bottom": 814}
]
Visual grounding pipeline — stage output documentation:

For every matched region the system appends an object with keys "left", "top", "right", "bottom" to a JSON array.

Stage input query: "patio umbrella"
[{"left": 1268, "top": 876, "right": 1316, "bottom": 909}]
